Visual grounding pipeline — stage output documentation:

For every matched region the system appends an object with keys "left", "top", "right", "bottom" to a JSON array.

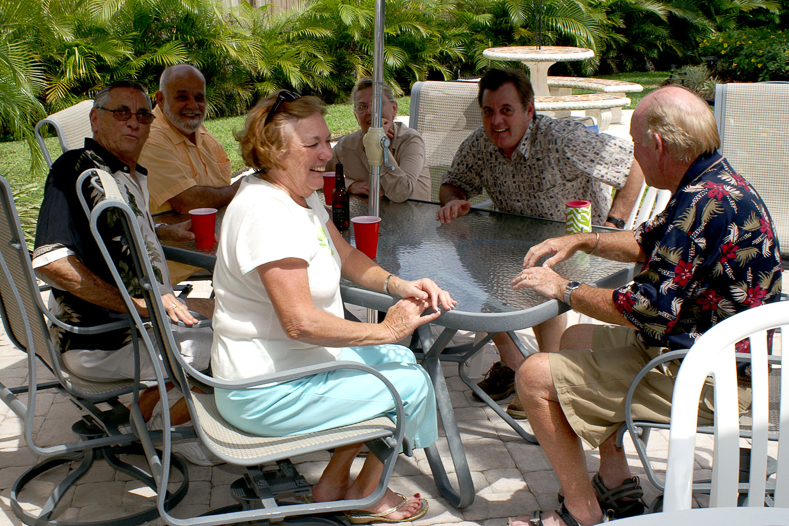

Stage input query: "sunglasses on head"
[
  {"left": 98, "top": 106, "right": 156, "bottom": 125},
  {"left": 264, "top": 90, "right": 302, "bottom": 126}
]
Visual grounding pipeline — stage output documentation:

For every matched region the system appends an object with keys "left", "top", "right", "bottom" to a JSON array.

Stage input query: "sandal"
[
  {"left": 514, "top": 502, "right": 610, "bottom": 526},
  {"left": 558, "top": 473, "right": 646, "bottom": 519},
  {"left": 344, "top": 493, "right": 428, "bottom": 524}
]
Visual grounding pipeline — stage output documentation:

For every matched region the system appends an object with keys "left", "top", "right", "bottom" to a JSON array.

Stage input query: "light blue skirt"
[{"left": 214, "top": 344, "right": 438, "bottom": 449}]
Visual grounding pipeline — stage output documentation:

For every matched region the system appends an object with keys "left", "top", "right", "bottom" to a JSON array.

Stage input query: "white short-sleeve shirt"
[{"left": 211, "top": 176, "right": 344, "bottom": 381}]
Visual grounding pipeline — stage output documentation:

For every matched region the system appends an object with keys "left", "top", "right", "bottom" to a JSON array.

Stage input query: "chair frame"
[
  {"left": 0, "top": 174, "right": 188, "bottom": 526},
  {"left": 87, "top": 181, "right": 411, "bottom": 526}
]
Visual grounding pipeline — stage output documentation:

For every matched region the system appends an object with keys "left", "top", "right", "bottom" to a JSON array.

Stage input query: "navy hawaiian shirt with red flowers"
[{"left": 612, "top": 151, "right": 782, "bottom": 350}]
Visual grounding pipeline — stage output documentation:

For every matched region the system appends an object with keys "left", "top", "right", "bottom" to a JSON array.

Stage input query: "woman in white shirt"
[{"left": 211, "top": 91, "right": 456, "bottom": 524}]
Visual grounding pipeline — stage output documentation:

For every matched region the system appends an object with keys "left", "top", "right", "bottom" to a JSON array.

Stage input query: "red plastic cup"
[
  {"left": 323, "top": 172, "right": 336, "bottom": 206},
  {"left": 189, "top": 208, "right": 217, "bottom": 249},
  {"left": 352, "top": 216, "right": 381, "bottom": 259}
]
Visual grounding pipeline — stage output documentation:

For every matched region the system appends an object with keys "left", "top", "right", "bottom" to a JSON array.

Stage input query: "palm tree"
[{"left": 0, "top": 0, "right": 48, "bottom": 173}]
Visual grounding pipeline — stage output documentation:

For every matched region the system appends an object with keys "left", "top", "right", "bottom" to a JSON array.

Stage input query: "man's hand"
[
  {"left": 511, "top": 266, "right": 567, "bottom": 300},
  {"left": 436, "top": 199, "right": 472, "bottom": 224},
  {"left": 522, "top": 234, "right": 588, "bottom": 269},
  {"left": 157, "top": 220, "right": 196, "bottom": 242}
]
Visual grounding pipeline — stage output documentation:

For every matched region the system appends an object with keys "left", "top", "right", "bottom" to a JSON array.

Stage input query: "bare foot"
[
  {"left": 353, "top": 488, "right": 423, "bottom": 522},
  {"left": 311, "top": 479, "right": 352, "bottom": 503}
]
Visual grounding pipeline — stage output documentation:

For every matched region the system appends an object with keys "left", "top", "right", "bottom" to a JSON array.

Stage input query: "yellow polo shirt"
[{"left": 139, "top": 105, "right": 232, "bottom": 284}]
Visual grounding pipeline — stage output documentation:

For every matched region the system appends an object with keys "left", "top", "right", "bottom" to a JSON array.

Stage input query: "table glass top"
[{"left": 348, "top": 198, "right": 632, "bottom": 315}]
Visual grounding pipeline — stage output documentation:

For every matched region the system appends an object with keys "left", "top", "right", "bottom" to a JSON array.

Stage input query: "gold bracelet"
[
  {"left": 587, "top": 232, "right": 600, "bottom": 256},
  {"left": 383, "top": 274, "right": 394, "bottom": 294}
]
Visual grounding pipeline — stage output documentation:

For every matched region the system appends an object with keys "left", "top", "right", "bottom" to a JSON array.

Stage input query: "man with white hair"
[
  {"left": 139, "top": 64, "right": 240, "bottom": 283},
  {"left": 508, "top": 85, "right": 781, "bottom": 526}
]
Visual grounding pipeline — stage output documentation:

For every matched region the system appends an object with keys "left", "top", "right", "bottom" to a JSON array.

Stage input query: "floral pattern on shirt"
[{"left": 613, "top": 152, "right": 782, "bottom": 350}]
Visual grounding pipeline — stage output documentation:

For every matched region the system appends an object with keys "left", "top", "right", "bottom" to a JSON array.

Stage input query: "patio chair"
[
  {"left": 34, "top": 100, "right": 94, "bottom": 167},
  {"left": 663, "top": 301, "right": 788, "bottom": 512},
  {"left": 0, "top": 174, "right": 187, "bottom": 526},
  {"left": 715, "top": 82, "right": 789, "bottom": 266},
  {"left": 86, "top": 172, "right": 409, "bottom": 526},
  {"left": 623, "top": 181, "right": 672, "bottom": 230},
  {"left": 619, "top": 310, "right": 783, "bottom": 511}
]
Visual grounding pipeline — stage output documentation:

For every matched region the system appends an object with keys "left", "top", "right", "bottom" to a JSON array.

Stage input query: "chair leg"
[{"left": 9, "top": 441, "right": 188, "bottom": 526}]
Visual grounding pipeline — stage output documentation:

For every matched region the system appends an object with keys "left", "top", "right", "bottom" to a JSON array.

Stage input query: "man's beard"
[{"left": 164, "top": 102, "right": 204, "bottom": 134}]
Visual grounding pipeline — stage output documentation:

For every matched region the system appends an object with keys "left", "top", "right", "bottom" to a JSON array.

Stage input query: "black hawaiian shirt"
[{"left": 613, "top": 151, "right": 782, "bottom": 350}]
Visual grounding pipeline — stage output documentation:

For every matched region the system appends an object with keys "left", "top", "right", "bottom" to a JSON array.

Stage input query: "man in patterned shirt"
[
  {"left": 508, "top": 86, "right": 781, "bottom": 526},
  {"left": 33, "top": 81, "right": 219, "bottom": 465},
  {"left": 436, "top": 67, "right": 645, "bottom": 416}
]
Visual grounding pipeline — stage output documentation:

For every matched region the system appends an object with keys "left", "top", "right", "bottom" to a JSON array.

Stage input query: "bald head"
[
  {"left": 156, "top": 65, "right": 207, "bottom": 138},
  {"left": 159, "top": 65, "right": 205, "bottom": 94},
  {"left": 632, "top": 85, "right": 719, "bottom": 163}
]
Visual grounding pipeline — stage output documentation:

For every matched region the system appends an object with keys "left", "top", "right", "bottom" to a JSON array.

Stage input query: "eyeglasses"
[
  {"left": 352, "top": 101, "right": 392, "bottom": 114},
  {"left": 98, "top": 106, "right": 156, "bottom": 124},
  {"left": 264, "top": 90, "right": 302, "bottom": 126}
]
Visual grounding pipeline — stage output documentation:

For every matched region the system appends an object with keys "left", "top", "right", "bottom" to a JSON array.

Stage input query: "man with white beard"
[{"left": 140, "top": 64, "right": 241, "bottom": 283}]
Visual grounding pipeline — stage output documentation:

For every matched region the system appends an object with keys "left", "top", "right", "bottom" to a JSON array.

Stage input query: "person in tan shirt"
[
  {"left": 327, "top": 77, "right": 431, "bottom": 202},
  {"left": 139, "top": 64, "right": 241, "bottom": 283}
]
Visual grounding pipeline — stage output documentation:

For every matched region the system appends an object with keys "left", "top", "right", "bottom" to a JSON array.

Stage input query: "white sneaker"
[{"left": 172, "top": 441, "right": 224, "bottom": 466}]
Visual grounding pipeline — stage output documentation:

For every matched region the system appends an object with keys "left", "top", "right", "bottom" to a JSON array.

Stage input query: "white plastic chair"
[
  {"left": 624, "top": 181, "right": 672, "bottom": 230},
  {"left": 663, "top": 302, "right": 789, "bottom": 512},
  {"left": 34, "top": 100, "right": 94, "bottom": 167}
]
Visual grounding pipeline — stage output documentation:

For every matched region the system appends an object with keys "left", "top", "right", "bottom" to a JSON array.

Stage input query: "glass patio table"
[{"left": 160, "top": 194, "right": 636, "bottom": 509}]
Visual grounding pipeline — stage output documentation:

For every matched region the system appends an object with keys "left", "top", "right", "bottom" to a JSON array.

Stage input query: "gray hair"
[
  {"left": 94, "top": 80, "right": 151, "bottom": 110},
  {"left": 639, "top": 86, "right": 719, "bottom": 163},
  {"left": 350, "top": 77, "right": 395, "bottom": 104}
]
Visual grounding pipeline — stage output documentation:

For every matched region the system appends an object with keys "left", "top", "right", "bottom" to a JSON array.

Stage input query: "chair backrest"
[
  {"left": 715, "top": 83, "right": 789, "bottom": 261},
  {"left": 624, "top": 181, "right": 672, "bottom": 230},
  {"left": 663, "top": 302, "right": 789, "bottom": 512},
  {"left": 410, "top": 81, "right": 483, "bottom": 201},
  {"left": 34, "top": 100, "right": 94, "bottom": 167},
  {"left": 0, "top": 175, "right": 134, "bottom": 460}
]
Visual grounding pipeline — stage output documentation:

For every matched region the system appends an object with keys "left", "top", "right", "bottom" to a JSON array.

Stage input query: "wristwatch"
[
  {"left": 606, "top": 215, "right": 626, "bottom": 229},
  {"left": 563, "top": 281, "right": 582, "bottom": 305}
]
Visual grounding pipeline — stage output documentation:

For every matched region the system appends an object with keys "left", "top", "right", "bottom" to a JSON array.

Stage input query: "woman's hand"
[
  {"left": 389, "top": 277, "right": 457, "bottom": 313},
  {"left": 381, "top": 297, "right": 442, "bottom": 341},
  {"left": 161, "top": 293, "right": 200, "bottom": 325}
]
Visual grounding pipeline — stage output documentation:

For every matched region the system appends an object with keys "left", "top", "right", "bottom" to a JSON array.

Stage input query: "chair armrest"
[
  {"left": 162, "top": 245, "right": 215, "bottom": 272},
  {"left": 38, "top": 300, "right": 131, "bottom": 335},
  {"left": 624, "top": 349, "right": 689, "bottom": 430}
]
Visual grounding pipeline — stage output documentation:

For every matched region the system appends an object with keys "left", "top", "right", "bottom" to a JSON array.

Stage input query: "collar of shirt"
[
  {"left": 676, "top": 150, "right": 723, "bottom": 191},
  {"left": 83, "top": 137, "right": 148, "bottom": 176},
  {"left": 513, "top": 115, "right": 540, "bottom": 160}
]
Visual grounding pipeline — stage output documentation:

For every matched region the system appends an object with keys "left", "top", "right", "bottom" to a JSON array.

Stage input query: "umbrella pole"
[
  {"left": 364, "top": 0, "right": 386, "bottom": 324},
  {"left": 369, "top": 0, "right": 385, "bottom": 219}
]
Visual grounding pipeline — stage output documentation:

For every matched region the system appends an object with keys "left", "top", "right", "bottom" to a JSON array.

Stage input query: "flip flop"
[{"left": 344, "top": 493, "right": 428, "bottom": 524}]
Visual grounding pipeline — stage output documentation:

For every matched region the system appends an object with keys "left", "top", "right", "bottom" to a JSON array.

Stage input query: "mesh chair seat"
[{"left": 192, "top": 392, "right": 395, "bottom": 463}]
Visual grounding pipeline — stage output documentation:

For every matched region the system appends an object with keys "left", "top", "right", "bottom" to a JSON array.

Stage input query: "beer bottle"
[{"left": 332, "top": 163, "right": 350, "bottom": 231}]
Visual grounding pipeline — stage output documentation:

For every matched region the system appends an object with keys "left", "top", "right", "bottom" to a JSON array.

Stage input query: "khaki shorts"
[{"left": 550, "top": 326, "right": 751, "bottom": 448}]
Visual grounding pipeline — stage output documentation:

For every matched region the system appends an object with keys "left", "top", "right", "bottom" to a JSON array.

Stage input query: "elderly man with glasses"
[
  {"left": 327, "top": 77, "right": 431, "bottom": 202},
  {"left": 32, "top": 80, "right": 218, "bottom": 465}
]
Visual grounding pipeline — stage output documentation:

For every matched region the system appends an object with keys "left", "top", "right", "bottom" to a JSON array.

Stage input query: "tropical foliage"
[
  {"left": 700, "top": 28, "right": 789, "bottom": 81},
  {"left": 2, "top": 0, "right": 787, "bottom": 163}
]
